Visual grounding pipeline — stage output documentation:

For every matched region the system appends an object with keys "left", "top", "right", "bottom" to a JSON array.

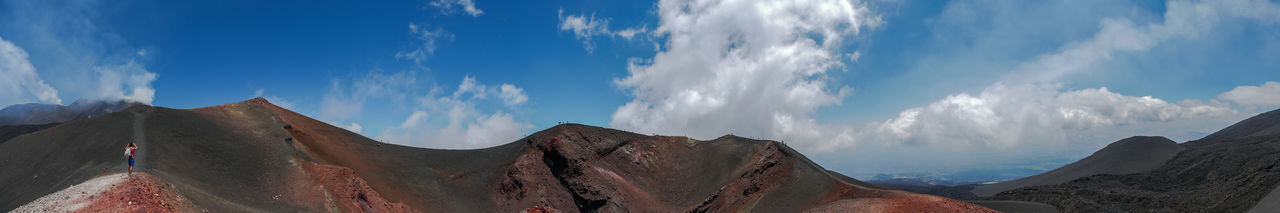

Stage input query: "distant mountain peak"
[{"left": 0, "top": 99, "right": 144, "bottom": 126}]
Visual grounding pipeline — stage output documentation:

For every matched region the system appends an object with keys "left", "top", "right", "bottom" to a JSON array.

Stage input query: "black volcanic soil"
[
  {"left": 0, "top": 123, "right": 59, "bottom": 145},
  {"left": 1, "top": 98, "right": 996, "bottom": 212},
  {"left": 0, "top": 107, "right": 138, "bottom": 209},
  {"left": 972, "top": 136, "right": 1185, "bottom": 197},
  {"left": 990, "top": 109, "right": 1280, "bottom": 212},
  {"left": 1200, "top": 108, "right": 1280, "bottom": 141}
]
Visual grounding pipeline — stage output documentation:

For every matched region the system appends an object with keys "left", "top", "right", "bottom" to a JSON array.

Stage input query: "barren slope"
[
  {"left": 972, "top": 136, "right": 1184, "bottom": 197},
  {"left": 990, "top": 108, "right": 1280, "bottom": 212},
  {"left": 3, "top": 98, "right": 996, "bottom": 212}
]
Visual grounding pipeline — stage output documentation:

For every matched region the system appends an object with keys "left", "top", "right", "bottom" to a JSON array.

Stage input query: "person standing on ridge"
[{"left": 125, "top": 142, "right": 138, "bottom": 175}]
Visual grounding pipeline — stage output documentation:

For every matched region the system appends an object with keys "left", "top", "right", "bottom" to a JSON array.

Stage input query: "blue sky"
[{"left": 3, "top": 0, "right": 1280, "bottom": 179}]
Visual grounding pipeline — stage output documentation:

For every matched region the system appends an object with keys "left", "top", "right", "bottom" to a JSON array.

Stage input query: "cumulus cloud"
[
  {"left": 396, "top": 23, "right": 454, "bottom": 64},
  {"left": 0, "top": 37, "right": 61, "bottom": 106},
  {"left": 428, "top": 0, "right": 484, "bottom": 17},
  {"left": 851, "top": 0, "right": 1280, "bottom": 151},
  {"left": 1219, "top": 81, "right": 1280, "bottom": 107},
  {"left": 0, "top": 0, "right": 158, "bottom": 105},
  {"left": 857, "top": 84, "right": 1236, "bottom": 150},
  {"left": 858, "top": 0, "right": 1280, "bottom": 151},
  {"left": 609, "top": 0, "right": 1274, "bottom": 159},
  {"left": 609, "top": 0, "right": 877, "bottom": 143},
  {"left": 315, "top": 72, "right": 536, "bottom": 149},
  {"left": 558, "top": 9, "right": 649, "bottom": 53},
  {"left": 378, "top": 76, "right": 534, "bottom": 149},
  {"left": 498, "top": 84, "right": 527, "bottom": 106}
]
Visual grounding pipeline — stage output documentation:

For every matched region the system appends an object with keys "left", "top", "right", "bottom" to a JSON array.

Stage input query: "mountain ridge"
[
  {"left": 0, "top": 99, "right": 143, "bottom": 126},
  {"left": 988, "top": 108, "right": 1280, "bottom": 212},
  {"left": 970, "top": 136, "right": 1184, "bottom": 197},
  {"left": 0, "top": 98, "right": 996, "bottom": 212}
]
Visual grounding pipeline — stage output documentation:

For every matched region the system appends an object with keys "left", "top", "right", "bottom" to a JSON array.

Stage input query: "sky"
[{"left": 3, "top": 0, "right": 1280, "bottom": 179}]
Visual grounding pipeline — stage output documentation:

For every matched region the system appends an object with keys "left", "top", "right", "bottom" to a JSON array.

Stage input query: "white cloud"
[
  {"left": 401, "top": 110, "right": 429, "bottom": 128},
  {"left": 317, "top": 72, "right": 533, "bottom": 149},
  {"left": 498, "top": 84, "right": 527, "bottom": 106},
  {"left": 1219, "top": 81, "right": 1280, "bottom": 107},
  {"left": 0, "top": 0, "right": 158, "bottom": 105},
  {"left": 0, "top": 36, "right": 61, "bottom": 106},
  {"left": 319, "top": 71, "right": 417, "bottom": 121},
  {"left": 609, "top": 0, "right": 1275, "bottom": 159},
  {"left": 378, "top": 76, "right": 534, "bottom": 149},
  {"left": 396, "top": 23, "right": 454, "bottom": 64},
  {"left": 428, "top": 0, "right": 484, "bottom": 17},
  {"left": 92, "top": 61, "right": 158, "bottom": 104},
  {"left": 609, "top": 0, "right": 877, "bottom": 143},
  {"left": 453, "top": 76, "right": 485, "bottom": 99},
  {"left": 857, "top": 84, "right": 1236, "bottom": 150},
  {"left": 1011, "top": 0, "right": 1280, "bottom": 85},
  {"left": 835, "top": 0, "right": 1280, "bottom": 154},
  {"left": 557, "top": 9, "right": 649, "bottom": 53}
]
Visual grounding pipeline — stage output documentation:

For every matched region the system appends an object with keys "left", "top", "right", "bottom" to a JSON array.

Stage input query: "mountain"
[
  {"left": 0, "top": 123, "right": 59, "bottom": 145},
  {"left": 1200, "top": 108, "right": 1280, "bottom": 141},
  {"left": 0, "top": 98, "right": 995, "bottom": 212},
  {"left": 0, "top": 99, "right": 142, "bottom": 126},
  {"left": 988, "top": 108, "right": 1280, "bottom": 212},
  {"left": 971, "top": 136, "right": 1185, "bottom": 197}
]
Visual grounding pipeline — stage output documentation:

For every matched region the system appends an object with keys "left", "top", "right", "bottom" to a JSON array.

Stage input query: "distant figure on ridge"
[{"left": 125, "top": 142, "right": 138, "bottom": 175}]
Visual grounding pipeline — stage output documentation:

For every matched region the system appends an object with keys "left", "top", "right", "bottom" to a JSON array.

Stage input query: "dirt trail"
[
  {"left": 130, "top": 107, "right": 149, "bottom": 173},
  {"left": 10, "top": 173, "right": 127, "bottom": 212}
]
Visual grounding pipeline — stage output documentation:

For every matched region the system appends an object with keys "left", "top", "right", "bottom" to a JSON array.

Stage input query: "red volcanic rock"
[
  {"left": 299, "top": 160, "right": 418, "bottom": 213},
  {"left": 522, "top": 205, "right": 561, "bottom": 213},
  {"left": 76, "top": 174, "right": 187, "bottom": 213}
]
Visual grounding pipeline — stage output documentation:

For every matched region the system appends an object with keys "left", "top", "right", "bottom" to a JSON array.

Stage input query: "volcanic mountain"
[
  {"left": 0, "top": 99, "right": 141, "bottom": 126},
  {"left": 0, "top": 99, "right": 142, "bottom": 145},
  {"left": 986, "top": 108, "right": 1280, "bottom": 212},
  {"left": 970, "top": 136, "right": 1185, "bottom": 197},
  {"left": 0, "top": 98, "right": 995, "bottom": 212}
]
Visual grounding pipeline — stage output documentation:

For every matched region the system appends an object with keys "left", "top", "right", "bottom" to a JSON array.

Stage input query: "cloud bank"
[
  {"left": 0, "top": 37, "right": 61, "bottom": 106},
  {"left": 0, "top": 0, "right": 158, "bottom": 105},
  {"left": 317, "top": 71, "right": 534, "bottom": 149},
  {"left": 1219, "top": 81, "right": 1280, "bottom": 107},
  {"left": 608, "top": 0, "right": 1278, "bottom": 161},
  {"left": 377, "top": 76, "right": 534, "bottom": 149}
]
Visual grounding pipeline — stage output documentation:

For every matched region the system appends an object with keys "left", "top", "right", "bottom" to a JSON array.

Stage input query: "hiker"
[{"left": 125, "top": 142, "right": 138, "bottom": 175}]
